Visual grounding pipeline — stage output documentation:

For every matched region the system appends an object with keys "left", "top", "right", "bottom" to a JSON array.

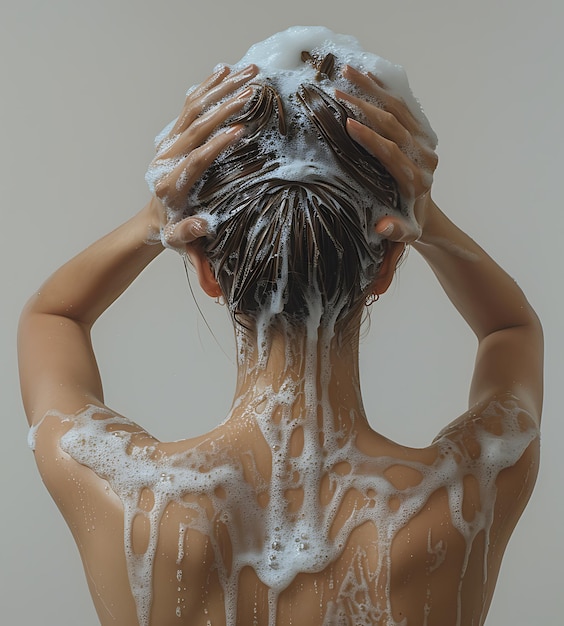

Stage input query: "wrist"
[
  {"left": 411, "top": 199, "right": 453, "bottom": 250},
  {"left": 139, "top": 198, "right": 164, "bottom": 240}
]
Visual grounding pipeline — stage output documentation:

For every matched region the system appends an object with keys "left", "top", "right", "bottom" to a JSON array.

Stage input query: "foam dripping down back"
[{"left": 28, "top": 26, "right": 540, "bottom": 626}]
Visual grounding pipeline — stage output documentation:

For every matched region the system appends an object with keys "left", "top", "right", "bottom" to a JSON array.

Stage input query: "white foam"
[
  {"left": 233, "top": 26, "right": 436, "bottom": 143},
  {"left": 145, "top": 26, "right": 437, "bottom": 237},
  {"left": 45, "top": 379, "right": 538, "bottom": 625},
  {"left": 35, "top": 27, "right": 538, "bottom": 626}
]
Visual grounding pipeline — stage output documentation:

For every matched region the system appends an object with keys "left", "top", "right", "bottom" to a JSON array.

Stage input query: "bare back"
[
  {"left": 31, "top": 393, "right": 539, "bottom": 626},
  {"left": 18, "top": 44, "right": 543, "bottom": 626}
]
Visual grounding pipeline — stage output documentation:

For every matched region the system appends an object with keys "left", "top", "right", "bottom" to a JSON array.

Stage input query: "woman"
[{"left": 18, "top": 53, "right": 542, "bottom": 626}]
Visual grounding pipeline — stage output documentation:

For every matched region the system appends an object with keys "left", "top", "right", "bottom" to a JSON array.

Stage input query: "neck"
[{"left": 228, "top": 319, "right": 370, "bottom": 446}]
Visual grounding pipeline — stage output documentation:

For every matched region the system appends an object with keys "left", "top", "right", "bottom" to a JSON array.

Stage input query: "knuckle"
[
  {"left": 186, "top": 148, "right": 205, "bottom": 170},
  {"left": 399, "top": 126, "right": 411, "bottom": 146},
  {"left": 415, "top": 170, "right": 434, "bottom": 196},
  {"left": 389, "top": 141, "right": 403, "bottom": 161},
  {"left": 422, "top": 151, "right": 439, "bottom": 173},
  {"left": 191, "top": 112, "right": 206, "bottom": 130},
  {"left": 387, "top": 98, "right": 403, "bottom": 117},
  {"left": 382, "top": 110, "right": 396, "bottom": 127},
  {"left": 154, "top": 177, "right": 168, "bottom": 198}
]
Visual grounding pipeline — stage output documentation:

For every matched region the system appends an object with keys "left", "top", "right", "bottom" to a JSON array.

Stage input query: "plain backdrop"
[{"left": 1, "top": 0, "right": 562, "bottom": 623}]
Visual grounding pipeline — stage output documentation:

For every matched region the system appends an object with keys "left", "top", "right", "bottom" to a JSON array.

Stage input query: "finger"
[
  {"left": 202, "top": 64, "right": 259, "bottom": 110},
  {"left": 164, "top": 216, "right": 210, "bottom": 247},
  {"left": 171, "top": 65, "right": 231, "bottom": 136},
  {"left": 336, "top": 88, "right": 414, "bottom": 149},
  {"left": 342, "top": 65, "right": 421, "bottom": 136},
  {"left": 337, "top": 88, "right": 438, "bottom": 176},
  {"left": 188, "top": 65, "right": 231, "bottom": 100},
  {"left": 172, "top": 64, "right": 258, "bottom": 137},
  {"left": 156, "top": 125, "right": 245, "bottom": 206},
  {"left": 160, "top": 87, "right": 254, "bottom": 159},
  {"left": 375, "top": 216, "right": 421, "bottom": 243},
  {"left": 346, "top": 118, "right": 426, "bottom": 200}
]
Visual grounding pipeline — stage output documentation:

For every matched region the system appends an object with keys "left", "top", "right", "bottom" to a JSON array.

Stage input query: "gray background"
[{"left": 1, "top": 0, "right": 562, "bottom": 623}]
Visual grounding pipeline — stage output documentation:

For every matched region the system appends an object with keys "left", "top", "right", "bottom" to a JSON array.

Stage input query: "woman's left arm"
[
  {"left": 18, "top": 200, "right": 165, "bottom": 424},
  {"left": 18, "top": 64, "right": 259, "bottom": 426}
]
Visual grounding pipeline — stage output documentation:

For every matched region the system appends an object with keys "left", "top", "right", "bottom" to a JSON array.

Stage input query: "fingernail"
[
  {"left": 379, "top": 223, "right": 394, "bottom": 237},
  {"left": 191, "top": 220, "right": 208, "bottom": 237},
  {"left": 241, "top": 64, "right": 257, "bottom": 78},
  {"left": 346, "top": 118, "right": 364, "bottom": 133},
  {"left": 226, "top": 124, "right": 245, "bottom": 136},
  {"left": 237, "top": 86, "right": 254, "bottom": 99}
]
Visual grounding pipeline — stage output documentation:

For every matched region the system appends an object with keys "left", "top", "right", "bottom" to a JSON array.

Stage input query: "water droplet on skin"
[{"left": 48, "top": 32, "right": 537, "bottom": 622}]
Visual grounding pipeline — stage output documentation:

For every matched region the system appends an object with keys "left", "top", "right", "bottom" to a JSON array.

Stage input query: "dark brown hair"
[{"left": 186, "top": 54, "right": 402, "bottom": 331}]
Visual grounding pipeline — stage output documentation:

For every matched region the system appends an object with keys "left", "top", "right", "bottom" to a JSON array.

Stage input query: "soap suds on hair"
[{"left": 30, "top": 27, "right": 539, "bottom": 626}]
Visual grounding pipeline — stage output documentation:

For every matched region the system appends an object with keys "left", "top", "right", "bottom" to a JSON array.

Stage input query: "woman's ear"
[
  {"left": 371, "top": 241, "right": 406, "bottom": 296},
  {"left": 184, "top": 244, "right": 223, "bottom": 298}
]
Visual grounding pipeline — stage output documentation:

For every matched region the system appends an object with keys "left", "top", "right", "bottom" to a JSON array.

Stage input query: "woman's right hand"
[
  {"left": 146, "top": 64, "right": 259, "bottom": 245},
  {"left": 337, "top": 65, "right": 439, "bottom": 243}
]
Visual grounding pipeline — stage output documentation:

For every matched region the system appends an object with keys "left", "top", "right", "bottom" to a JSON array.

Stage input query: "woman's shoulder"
[
  {"left": 429, "top": 393, "right": 540, "bottom": 503},
  {"left": 432, "top": 393, "right": 540, "bottom": 457},
  {"left": 359, "top": 393, "right": 540, "bottom": 512},
  {"left": 28, "top": 404, "right": 236, "bottom": 503},
  {"left": 28, "top": 405, "right": 152, "bottom": 502}
]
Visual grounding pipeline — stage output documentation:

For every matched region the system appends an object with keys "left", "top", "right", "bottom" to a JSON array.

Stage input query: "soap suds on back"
[
  {"left": 31, "top": 385, "right": 539, "bottom": 626},
  {"left": 30, "top": 26, "right": 539, "bottom": 626}
]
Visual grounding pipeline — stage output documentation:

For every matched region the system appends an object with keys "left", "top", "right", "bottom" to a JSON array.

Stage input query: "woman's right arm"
[
  {"left": 410, "top": 200, "right": 543, "bottom": 421},
  {"left": 340, "top": 66, "right": 543, "bottom": 424}
]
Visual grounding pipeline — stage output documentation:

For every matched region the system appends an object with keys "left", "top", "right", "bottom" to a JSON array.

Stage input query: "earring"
[
  {"left": 215, "top": 295, "right": 226, "bottom": 306},
  {"left": 366, "top": 292, "right": 379, "bottom": 306}
]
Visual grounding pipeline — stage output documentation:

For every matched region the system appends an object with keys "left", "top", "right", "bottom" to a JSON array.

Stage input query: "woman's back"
[
  {"left": 19, "top": 29, "right": 542, "bottom": 626},
  {"left": 32, "top": 392, "right": 539, "bottom": 626}
]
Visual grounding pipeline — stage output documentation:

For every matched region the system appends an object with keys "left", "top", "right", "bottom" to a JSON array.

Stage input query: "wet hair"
[{"left": 188, "top": 53, "right": 403, "bottom": 331}]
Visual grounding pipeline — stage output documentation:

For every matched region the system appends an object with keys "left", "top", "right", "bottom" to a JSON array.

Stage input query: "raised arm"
[
  {"left": 340, "top": 65, "right": 543, "bottom": 424},
  {"left": 18, "top": 202, "right": 164, "bottom": 423},
  {"left": 18, "top": 65, "right": 258, "bottom": 425},
  {"left": 410, "top": 201, "right": 543, "bottom": 420}
]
